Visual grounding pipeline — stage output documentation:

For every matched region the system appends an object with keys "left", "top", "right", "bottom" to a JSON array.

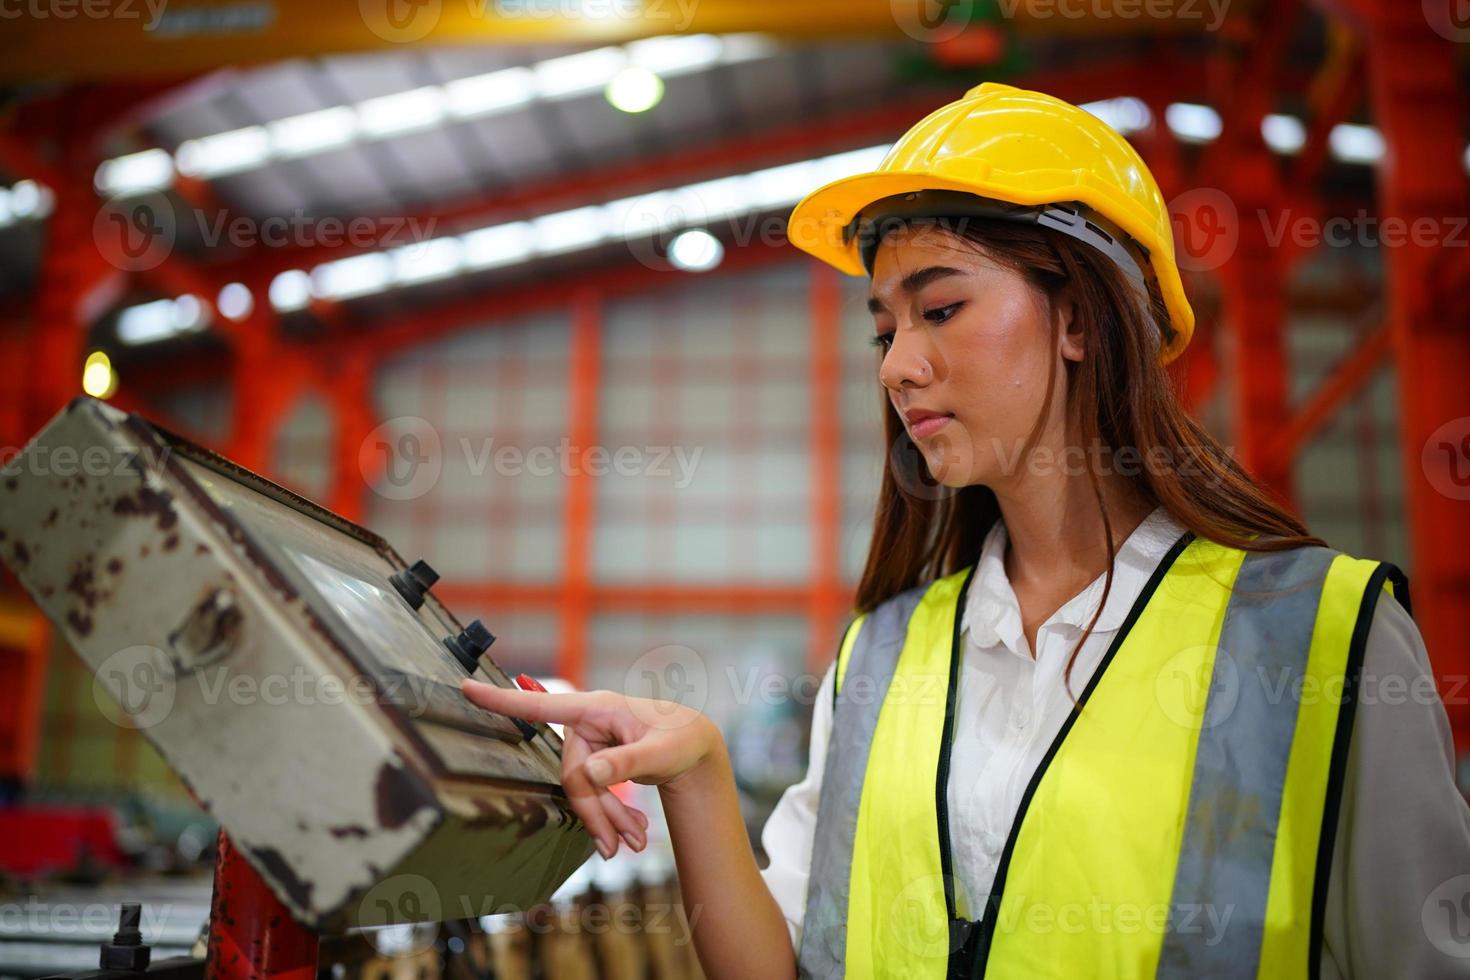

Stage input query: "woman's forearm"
[{"left": 658, "top": 722, "right": 796, "bottom": 979}]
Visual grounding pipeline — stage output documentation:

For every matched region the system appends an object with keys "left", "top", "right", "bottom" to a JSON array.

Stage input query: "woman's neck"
[{"left": 994, "top": 471, "right": 1155, "bottom": 599}]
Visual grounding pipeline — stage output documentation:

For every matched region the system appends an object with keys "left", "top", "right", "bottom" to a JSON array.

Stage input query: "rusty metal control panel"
[{"left": 0, "top": 397, "right": 593, "bottom": 930}]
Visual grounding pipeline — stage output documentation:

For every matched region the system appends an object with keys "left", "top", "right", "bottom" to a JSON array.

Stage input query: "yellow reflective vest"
[{"left": 796, "top": 531, "right": 1409, "bottom": 979}]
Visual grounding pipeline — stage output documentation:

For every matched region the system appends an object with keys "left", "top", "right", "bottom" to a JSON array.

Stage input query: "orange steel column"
[
  {"left": 557, "top": 290, "right": 602, "bottom": 687},
  {"left": 1362, "top": 0, "right": 1470, "bottom": 749},
  {"left": 807, "top": 264, "right": 847, "bottom": 674},
  {"left": 325, "top": 350, "right": 376, "bottom": 525}
]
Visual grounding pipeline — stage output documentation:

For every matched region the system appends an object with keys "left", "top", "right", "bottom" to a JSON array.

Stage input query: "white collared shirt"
[
  {"left": 757, "top": 505, "right": 1470, "bottom": 979},
  {"left": 760, "top": 504, "right": 1187, "bottom": 931}
]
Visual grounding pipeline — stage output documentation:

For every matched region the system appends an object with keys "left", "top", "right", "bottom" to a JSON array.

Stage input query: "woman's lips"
[{"left": 909, "top": 414, "right": 953, "bottom": 440}]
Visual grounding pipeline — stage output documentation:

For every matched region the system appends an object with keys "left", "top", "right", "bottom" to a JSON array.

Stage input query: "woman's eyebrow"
[{"left": 866, "top": 265, "right": 964, "bottom": 313}]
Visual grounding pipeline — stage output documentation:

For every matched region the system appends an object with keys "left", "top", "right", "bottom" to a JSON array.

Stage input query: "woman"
[{"left": 463, "top": 83, "right": 1470, "bottom": 978}]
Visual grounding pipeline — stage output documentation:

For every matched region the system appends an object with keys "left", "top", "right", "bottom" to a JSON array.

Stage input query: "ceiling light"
[
  {"left": 393, "top": 238, "right": 464, "bottom": 284},
  {"left": 606, "top": 66, "right": 665, "bottom": 114},
  {"left": 1329, "top": 123, "right": 1385, "bottom": 164},
  {"left": 176, "top": 127, "right": 271, "bottom": 178},
  {"left": 668, "top": 229, "right": 723, "bottom": 271},
  {"left": 95, "top": 148, "right": 175, "bottom": 196},
  {"left": 217, "top": 282, "right": 254, "bottom": 320},
  {"left": 534, "top": 47, "right": 627, "bottom": 99},
  {"left": 82, "top": 351, "right": 118, "bottom": 399},
  {"left": 117, "top": 295, "right": 207, "bottom": 345},
  {"left": 445, "top": 66, "right": 536, "bottom": 118},
  {"left": 461, "top": 222, "right": 534, "bottom": 269},
  {"left": 269, "top": 270, "right": 312, "bottom": 311},
  {"left": 1165, "top": 103, "right": 1223, "bottom": 143},
  {"left": 270, "top": 107, "right": 358, "bottom": 158},
  {"left": 357, "top": 87, "right": 448, "bottom": 138},
  {"left": 311, "top": 253, "right": 394, "bottom": 299}
]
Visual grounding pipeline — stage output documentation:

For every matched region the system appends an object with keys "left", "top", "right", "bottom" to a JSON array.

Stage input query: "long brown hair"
[{"left": 853, "top": 216, "right": 1325, "bottom": 695}]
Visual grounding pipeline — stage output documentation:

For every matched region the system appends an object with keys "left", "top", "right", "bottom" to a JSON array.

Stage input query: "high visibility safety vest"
[{"left": 797, "top": 531, "right": 1411, "bottom": 980}]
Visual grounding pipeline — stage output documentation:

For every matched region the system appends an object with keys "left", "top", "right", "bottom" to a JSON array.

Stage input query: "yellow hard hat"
[{"left": 787, "top": 81, "right": 1194, "bottom": 364}]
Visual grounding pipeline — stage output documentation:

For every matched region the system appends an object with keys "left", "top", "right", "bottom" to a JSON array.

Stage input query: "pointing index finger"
[{"left": 460, "top": 679, "right": 593, "bottom": 725}]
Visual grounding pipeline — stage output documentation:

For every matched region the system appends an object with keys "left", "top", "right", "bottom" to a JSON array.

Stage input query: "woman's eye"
[
  {"left": 923, "top": 302, "right": 963, "bottom": 324},
  {"left": 870, "top": 332, "right": 894, "bottom": 351}
]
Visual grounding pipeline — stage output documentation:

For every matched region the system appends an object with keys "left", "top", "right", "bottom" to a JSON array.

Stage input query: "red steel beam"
[
  {"left": 325, "top": 350, "right": 377, "bottom": 524},
  {"left": 1198, "top": 2, "right": 1301, "bottom": 507},
  {"left": 1269, "top": 322, "right": 1390, "bottom": 463},
  {"left": 807, "top": 264, "right": 848, "bottom": 673},
  {"left": 557, "top": 290, "right": 602, "bottom": 687},
  {"left": 1360, "top": 0, "right": 1470, "bottom": 746}
]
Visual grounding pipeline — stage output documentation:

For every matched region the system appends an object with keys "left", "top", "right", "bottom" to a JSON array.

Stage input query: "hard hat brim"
[{"left": 787, "top": 170, "right": 1194, "bottom": 364}]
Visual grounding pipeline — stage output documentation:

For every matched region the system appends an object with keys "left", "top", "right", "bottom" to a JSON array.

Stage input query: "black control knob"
[
  {"left": 390, "top": 560, "right": 440, "bottom": 610},
  {"left": 444, "top": 619, "right": 496, "bottom": 673},
  {"left": 99, "top": 902, "right": 151, "bottom": 972}
]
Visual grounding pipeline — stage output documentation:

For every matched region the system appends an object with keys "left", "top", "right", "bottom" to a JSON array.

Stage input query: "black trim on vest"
[
  {"left": 1383, "top": 562, "right": 1412, "bottom": 619},
  {"left": 962, "top": 529, "right": 1196, "bottom": 979},
  {"left": 1307, "top": 560, "right": 1404, "bottom": 978},
  {"left": 934, "top": 562, "right": 979, "bottom": 972}
]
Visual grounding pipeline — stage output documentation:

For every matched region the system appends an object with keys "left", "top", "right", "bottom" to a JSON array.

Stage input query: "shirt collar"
[{"left": 962, "top": 504, "right": 1188, "bottom": 655}]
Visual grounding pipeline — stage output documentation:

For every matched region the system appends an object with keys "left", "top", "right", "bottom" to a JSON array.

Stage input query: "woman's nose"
[{"left": 879, "top": 333, "right": 934, "bottom": 391}]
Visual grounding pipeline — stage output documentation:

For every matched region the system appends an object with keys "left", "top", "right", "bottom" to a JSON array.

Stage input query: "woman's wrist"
[{"left": 659, "top": 715, "right": 728, "bottom": 800}]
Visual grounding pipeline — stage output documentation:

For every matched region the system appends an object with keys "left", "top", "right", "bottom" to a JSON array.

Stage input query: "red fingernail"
[{"left": 516, "top": 673, "right": 547, "bottom": 692}]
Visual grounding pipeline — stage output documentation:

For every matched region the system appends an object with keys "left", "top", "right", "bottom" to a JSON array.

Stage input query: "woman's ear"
[{"left": 1056, "top": 287, "right": 1084, "bottom": 363}]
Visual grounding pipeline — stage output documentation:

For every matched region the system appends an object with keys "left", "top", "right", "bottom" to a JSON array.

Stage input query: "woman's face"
[{"left": 867, "top": 224, "right": 1081, "bottom": 490}]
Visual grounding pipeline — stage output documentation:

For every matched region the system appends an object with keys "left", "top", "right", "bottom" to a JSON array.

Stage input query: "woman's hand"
[{"left": 460, "top": 680, "right": 719, "bottom": 859}]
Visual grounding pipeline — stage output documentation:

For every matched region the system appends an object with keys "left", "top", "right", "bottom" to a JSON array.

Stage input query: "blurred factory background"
[{"left": 0, "top": 0, "right": 1467, "bottom": 975}]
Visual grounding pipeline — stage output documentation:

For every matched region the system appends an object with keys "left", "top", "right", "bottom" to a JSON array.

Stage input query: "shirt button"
[{"left": 1010, "top": 707, "right": 1030, "bottom": 730}]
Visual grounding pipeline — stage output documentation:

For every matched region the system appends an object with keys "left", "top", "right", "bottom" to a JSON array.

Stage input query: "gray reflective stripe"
[
  {"left": 1156, "top": 546, "right": 1338, "bottom": 979},
  {"left": 797, "top": 582, "right": 928, "bottom": 980}
]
